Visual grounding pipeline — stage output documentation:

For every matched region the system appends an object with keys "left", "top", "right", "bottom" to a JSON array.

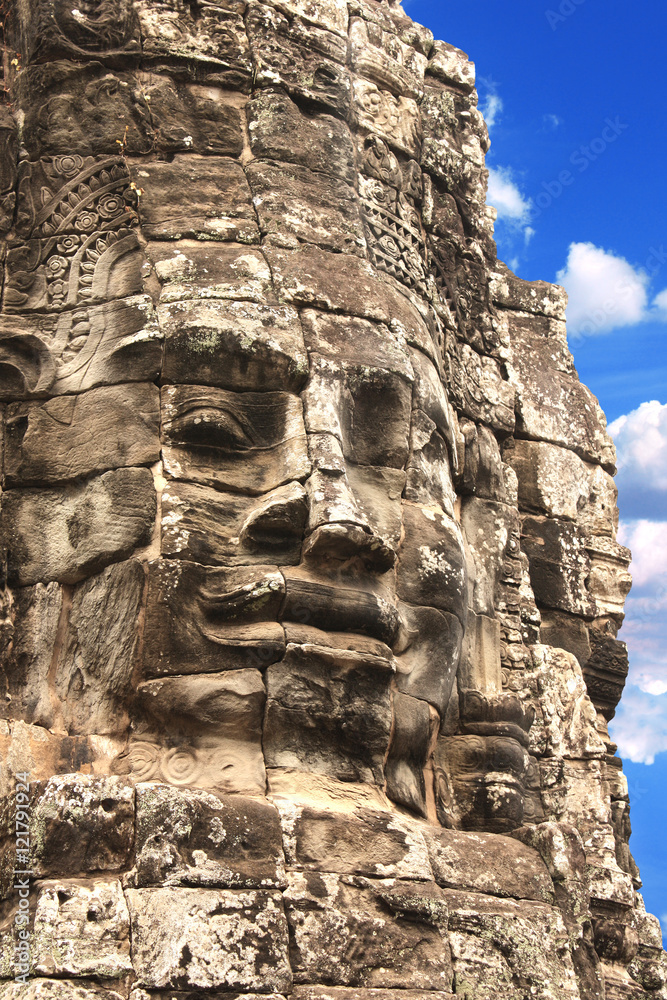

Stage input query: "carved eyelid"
[{"left": 167, "top": 405, "right": 256, "bottom": 451}]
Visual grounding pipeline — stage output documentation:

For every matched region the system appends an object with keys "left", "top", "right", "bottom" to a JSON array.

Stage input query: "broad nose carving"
[{"left": 303, "top": 431, "right": 399, "bottom": 573}]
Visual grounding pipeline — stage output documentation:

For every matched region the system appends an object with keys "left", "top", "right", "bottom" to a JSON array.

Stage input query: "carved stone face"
[{"left": 123, "top": 238, "right": 469, "bottom": 815}]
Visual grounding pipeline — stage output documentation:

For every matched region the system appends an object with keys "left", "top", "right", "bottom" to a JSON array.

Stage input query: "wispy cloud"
[
  {"left": 487, "top": 166, "right": 531, "bottom": 224},
  {"left": 542, "top": 113, "right": 562, "bottom": 131}
]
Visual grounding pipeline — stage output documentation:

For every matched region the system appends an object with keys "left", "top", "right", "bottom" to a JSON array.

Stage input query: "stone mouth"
[{"left": 282, "top": 574, "right": 401, "bottom": 647}]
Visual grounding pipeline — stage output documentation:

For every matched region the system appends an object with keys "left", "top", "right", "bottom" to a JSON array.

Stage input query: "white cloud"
[
  {"left": 618, "top": 519, "right": 667, "bottom": 588},
  {"left": 654, "top": 287, "right": 667, "bottom": 316},
  {"left": 542, "top": 113, "right": 562, "bottom": 130},
  {"left": 609, "top": 401, "right": 667, "bottom": 518},
  {"left": 556, "top": 242, "right": 649, "bottom": 336},
  {"left": 487, "top": 166, "right": 531, "bottom": 223},
  {"left": 610, "top": 686, "right": 667, "bottom": 764}
]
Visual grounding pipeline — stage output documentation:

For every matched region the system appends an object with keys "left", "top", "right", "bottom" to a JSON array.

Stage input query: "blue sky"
[{"left": 404, "top": 0, "right": 667, "bottom": 929}]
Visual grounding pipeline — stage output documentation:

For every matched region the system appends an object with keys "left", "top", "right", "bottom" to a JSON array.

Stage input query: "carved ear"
[{"left": 0, "top": 334, "right": 55, "bottom": 399}]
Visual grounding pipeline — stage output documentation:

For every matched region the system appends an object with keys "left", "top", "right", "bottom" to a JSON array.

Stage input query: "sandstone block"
[
  {"left": 137, "top": 1, "right": 252, "bottom": 88},
  {"left": 124, "top": 670, "right": 267, "bottom": 796},
  {"left": 444, "top": 888, "right": 580, "bottom": 999},
  {"left": 352, "top": 79, "right": 422, "bottom": 158},
  {"left": 4, "top": 229, "right": 144, "bottom": 313},
  {"left": 142, "top": 559, "right": 285, "bottom": 676},
  {"left": 29, "top": 775, "right": 135, "bottom": 878},
  {"left": 248, "top": 89, "right": 355, "bottom": 181},
  {"left": 133, "top": 156, "right": 259, "bottom": 243},
  {"left": 5, "top": 383, "right": 160, "bottom": 486},
  {"left": 1, "top": 468, "right": 156, "bottom": 586},
  {"left": 277, "top": 803, "right": 432, "bottom": 880},
  {"left": 397, "top": 503, "right": 468, "bottom": 626},
  {"left": 0, "top": 295, "right": 161, "bottom": 402},
  {"left": 161, "top": 481, "right": 308, "bottom": 567},
  {"left": 246, "top": 4, "right": 350, "bottom": 116},
  {"left": 424, "top": 827, "right": 554, "bottom": 901},
  {"left": 395, "top": 604, "right": 463, "bottom": 715},
  {"left": 126, "top": 887, "right": 292, "bottom": 990},
  {"left": 58, "top": 559, "right": 145, "bottom": 735},
  {"left": 385, "top": 691, "right": 432, "bottom": 816},
  {"left": 264, "top": 642, "right": 394, "bottom": 785},
  {"left": 129, "top": 785, "right": 285, "bottom": 889},
  {"left": 14, "top": 0, "right": 140, "bottom": 64},
  {"left": 147, "top": 242, "right": 272, "bottom": 304},
  {"left": 33, "top": 879, "right": 131, "bottom": 978},
  {"left": 247, "top": 160, "right": 366, "bottom": 255},
  {"left": 284, "top": 872, "right": 452, "bottom": 989},
  {"left": 161, "top": 298, "right": 308, "bottom": 393}
]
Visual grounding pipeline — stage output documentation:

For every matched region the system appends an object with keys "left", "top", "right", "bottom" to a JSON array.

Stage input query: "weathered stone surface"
[
  {"left": 0, "top": 981, "right": 124, "bottom": 1000},
  {"left": 349, "top": 17, "right": 427, "bottom": 100},
  {"left": 444, "top": 889, "right": 580, "bottom": 999},
  {"left": 132, "top": 157, "right": 259, "bottom": 243},
  {"left": 0, "top": 295, "right": 161, "bottom": 401},
  {"left": 248, "top": 89, "right": 356, "bottom": 182},
  {"left": 0, "top": 582, "right": 62, "bottom": 727},
  {"left": 247, "top": 160, "right": 366, "bottom": 255},
  {"left": 277, "top": 804, "right": 432, "bottom": 880},
  {"left": 397, "top": 503, "right": 468, "bottom": 625},
  {"left": 522, "top": 515, "right": 595, "bottom": 617},
  {"left": 123, "top": 670, "right": 267, "bottom": 796},
  {"left": 58, "top": 559, "right": 145, "bottom": 735},
  {"left": 129, "top": 786, "right": 285, "bottom": 889},
  {"left": 29, "top": 775, "right": 135, "bottom": 877},
  {"left": 137, "top": 76, "right": 245, "bottom": 156},
  {"left": 4, "top": 228, "right": 144, "bottom": 313},
  {"left": 427, "top": 41, "right": 476, "bottom": 90},
  {"left": 504, "top": 312, "right": 615, "bottom": 468},
  {"left": 33, "top": 879, "right": 131, "bottom": 977},
  {"left": 461, "top": 497, "right": 520, "bottom": 617},
  {"left": 284, "top": 873, "right": 452, "bottom": 989},
  {"left": 162, "top": 481, "right": 308, "bottom": 567},
  {"left": 11, "top": 154, "right": 138, "bottom": 243},
  {"left": 263, "top": 244, "right": 441, "bottom": 366},
  {"left": 246, "top": 4, "right": 350, "bottom": 116},
  {"left": 14, "top": 0, "right": 140, "bottom": 65},
  {"left": 395, "top": 604, "right": 463, "bottom": 714},
  {"left": 303, "top": 354, "right": 412, "bottom": 469},
  {"left": 385, "top": 691, "right": 432, "bottom": 816},
  {"left": 126, "top": 887, "right": 292, "bottom": 990},
  {"left": 425, "top": 827, "right": 554, "bottom": 901},
  {"left": 5, "top": 383, "right": 159, "bottom": 486},
  {"left": 136, "top": 1, "right": 252, "bottom": 88},
  {"left": 264, "top": 642, "right": 394, "bottom": 785},
  {"left": 146, "top": 242, "right": 273, "bottom": 304},
  {"left": 142, "top": 559, "right": 285, "bottom": 676},
  {"left": 352, "top": 79, "right": 422, "bottom": 158},
  {"left": 162, "top": 384, "right": 310, "bottom": 494},
  {"left": 17, "top": 63, "right": 153, "bottom": 159},
  {"left": 1, "top": 468, "right": 156, "bottom": 586},
  {"left": 161, "top": 299, "right": 308, "bottom": 393}
]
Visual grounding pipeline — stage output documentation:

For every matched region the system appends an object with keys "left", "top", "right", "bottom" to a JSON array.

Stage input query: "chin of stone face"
[{"left": 0, "top": 0, "right": 660, "bottom": 997}]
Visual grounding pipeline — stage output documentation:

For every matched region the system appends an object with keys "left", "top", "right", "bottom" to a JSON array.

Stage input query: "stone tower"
[{"left": 0, "top": 0, "right": 664, "bottom": 997}]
